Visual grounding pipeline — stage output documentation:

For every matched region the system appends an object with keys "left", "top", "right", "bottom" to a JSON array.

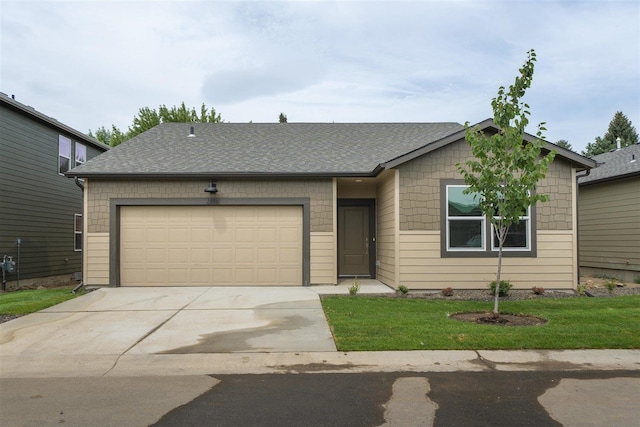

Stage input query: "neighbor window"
[
  {"left": 442, "top": 182, "right": 535, "bottom": 257},
  {"left": 74, "top": 214, "right": 82, "bottom": 251},
  {"left": 58, "top": 135, "right": 72, "bottom": 175},
  {"left": 75, "top": 142, "right": 86, "bottom": 166}
]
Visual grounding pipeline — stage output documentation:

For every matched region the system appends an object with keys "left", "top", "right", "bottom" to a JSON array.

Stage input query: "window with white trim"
[
  {"left": 74, "top": 214, "right": 82, "bottom": 251},
  {"left": 58, "top": 135, "right": 72, "bottom": 175},
  {"left": 443, "top": 182, "right": 535, "bottom": 256}
]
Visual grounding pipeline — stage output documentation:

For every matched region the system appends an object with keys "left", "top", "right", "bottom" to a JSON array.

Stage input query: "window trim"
[
  {"left": 440, "top": 179, "right": 537, "bottom": 258},
  {"left": 75, "top": 142, "right": 87, "bottom": 166},
  {"left": 58, "top": 135, "right": 72, "bottom": 176}
]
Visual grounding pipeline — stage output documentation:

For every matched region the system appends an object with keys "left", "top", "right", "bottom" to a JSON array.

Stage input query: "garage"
[{"left": 120, "top": 205, "right": 303, "bottom": 286}]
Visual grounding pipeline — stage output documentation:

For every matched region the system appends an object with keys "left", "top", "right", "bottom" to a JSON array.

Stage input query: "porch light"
[{"left": 204, "top": 181, "right": 218, "bottom": 194}]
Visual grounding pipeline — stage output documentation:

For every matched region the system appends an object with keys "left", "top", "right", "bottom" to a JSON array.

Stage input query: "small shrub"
[
  {"left": 532, "top": 286, "right": 545, "bottom": 295},
  {"left": 634, "top": 276, "right": 640, "bottom": 284},
  {"left": 397, "top": 285, "right": 409, "bottom": 295},
  {"left": 349, "top": 277, "right": 360, "bottom": 296},
  {"left": 441, "top": 287, "right": 454, "bottom": 297},
  {"left": 576, "top": 283, "right": 587, "bottom": 296},
  {"left": 604, "top": 278, "right": 618, "bottom": 294},
  {"left": 489, "top": 280, "right": 512, "bottom": 297}
]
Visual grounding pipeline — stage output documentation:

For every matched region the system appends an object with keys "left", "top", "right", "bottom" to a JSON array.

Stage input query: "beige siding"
[
  {"left": 579, "top": 177, "right": 640, "bottom": 274},
  {"left": 86, "top": 232, "right": 109, "bottom": 286},
  {"left": 399, "top": 230, "right": 576, "bottom": 289},
  {"left": 376, "top": 170, "right": 397, "bottom": 287},
  {"left": 310, "top": 232, "right": 337, "bottom": 284}
]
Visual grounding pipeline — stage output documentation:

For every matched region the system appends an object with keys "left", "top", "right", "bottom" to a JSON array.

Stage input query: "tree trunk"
[{"left": 494, "top": 244, "right": 503, "bottom": 315}]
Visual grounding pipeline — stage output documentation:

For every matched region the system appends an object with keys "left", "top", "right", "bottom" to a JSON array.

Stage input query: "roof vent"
[
  {"left": 616, "top": 137, "right": 621, "bottom": 151},
  {"left": 631, "top": 154, "right": 636, "bottom": 163},
  {"left": 188, "top": 126, "right": 195, "bottom": 137}
]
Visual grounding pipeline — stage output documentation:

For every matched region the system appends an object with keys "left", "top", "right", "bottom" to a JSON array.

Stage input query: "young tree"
[
  {"left": 457, "top": 49, "right": 556, "bottom": 316},
  {"left": 90, "top": 102, "right": 222, "bottom": 146},
  {"left": 582, "top": 111, "right": 638, "bottom": 156}
]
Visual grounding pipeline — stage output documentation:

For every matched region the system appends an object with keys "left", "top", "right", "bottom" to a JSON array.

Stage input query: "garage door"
[{"left": 120, "top": 205, "right": 303, "bottom": 286}]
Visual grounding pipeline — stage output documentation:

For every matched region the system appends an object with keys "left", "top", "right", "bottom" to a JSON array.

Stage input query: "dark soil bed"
[{"left": 449, "top": 311, "right": 548, "bottom": 326}]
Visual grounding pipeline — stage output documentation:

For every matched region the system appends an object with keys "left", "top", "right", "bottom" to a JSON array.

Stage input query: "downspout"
[{"left": 73, "top": 177, "right": 84, "bottom": 293}]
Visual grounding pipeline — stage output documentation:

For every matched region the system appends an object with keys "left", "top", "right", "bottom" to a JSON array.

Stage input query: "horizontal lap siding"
[
  {"left": 310, "top": 232, "right": 336, "bottom": 284},
  {"left": 399, "top": 231, "right": 575, "bottom": 289},
  {"left": 376, "top": 171, "right": 397, "bottom": 287},
  {"left": 86, "top": 233, "right": 109, "bottom": 285},
  {"left": 579, "top": 178, "right": 640, "bottom": 273}
]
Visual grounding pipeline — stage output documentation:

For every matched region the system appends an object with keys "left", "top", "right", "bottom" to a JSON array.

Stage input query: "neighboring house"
[
  {"left": 66, "top": 119, "right": 595, "bottom": 290},
  {"left": 578, "top": 143, "right": 640, "bottom": 282},
  {"left": 0, "top": 93, "right": 110, "bottom": 289}
]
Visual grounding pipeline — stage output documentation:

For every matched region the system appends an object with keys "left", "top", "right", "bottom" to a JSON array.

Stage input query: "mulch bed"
[{"left": 449, "top": 311, "right": 548, "bottom": 326}]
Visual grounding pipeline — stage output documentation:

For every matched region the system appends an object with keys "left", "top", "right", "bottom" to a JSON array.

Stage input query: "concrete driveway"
[{"left": 1, "top": 286, "right": 360, "bottom": 378}]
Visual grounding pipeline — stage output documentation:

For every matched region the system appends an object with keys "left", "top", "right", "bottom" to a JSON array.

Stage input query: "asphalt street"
[
  {"left": 2, "top": 370, "right": 638, "bottom": 426},
  {"left": 151, "top": 371, "right": 640, "bottom": 427}
]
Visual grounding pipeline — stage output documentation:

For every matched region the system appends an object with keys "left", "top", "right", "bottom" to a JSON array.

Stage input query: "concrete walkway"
[{"left": 1, "top": 283, "right": 639, "bottom": 378}]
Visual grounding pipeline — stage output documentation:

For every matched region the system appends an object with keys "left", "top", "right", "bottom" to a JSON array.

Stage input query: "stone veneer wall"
[
  {"left": 398, "top": 139, "right": 574, "bottom": 231},
  {"left": 87, "top": 178, "right": 334, "bottom": 233}
]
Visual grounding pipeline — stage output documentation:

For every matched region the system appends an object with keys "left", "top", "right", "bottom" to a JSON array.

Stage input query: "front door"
[{"left": 338, "top": 201, "right": 375, "bottom": 277}]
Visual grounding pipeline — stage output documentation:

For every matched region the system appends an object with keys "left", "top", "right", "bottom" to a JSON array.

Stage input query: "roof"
[
  {"left": 66, "top": 119, "right": 596, "bottom": 178},
  {"left": 578, "top": 143, "right": 640, "bottom": 186},
  {"left": 66, "top": 122, "right": 465, "bottom": 177},
  {"left": 0, "top": 92, "right": 110, "bottom": 152}
]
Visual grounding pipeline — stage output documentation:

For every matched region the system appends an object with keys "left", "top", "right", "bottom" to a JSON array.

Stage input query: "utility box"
[{"left": 2, "top": 256, "right": 15, "bottom": 273}]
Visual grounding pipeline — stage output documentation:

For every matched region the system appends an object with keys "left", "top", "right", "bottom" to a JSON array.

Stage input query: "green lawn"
[
  {"left": 321, "top": 296, "right": 640, "bottom": 351},
  {"left": 0, "top": 287, "right": 81, "bottom": 316}
]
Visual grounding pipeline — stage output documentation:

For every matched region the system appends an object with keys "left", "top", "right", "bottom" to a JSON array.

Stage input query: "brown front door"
[{"left": 338, "top": 205, "right": 371, "bottom": 277}]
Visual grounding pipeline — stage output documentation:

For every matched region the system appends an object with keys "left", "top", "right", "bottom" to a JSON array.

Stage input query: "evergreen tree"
[
  {"left": 582, "top": 111, "right": 638, "bottom": 156},
  {"left": 555, "top": 139, "right": 574, "bottom": 151}
]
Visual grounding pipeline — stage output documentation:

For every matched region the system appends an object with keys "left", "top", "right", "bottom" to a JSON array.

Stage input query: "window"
[
  {"left": 442, "top": 181, "right": 535, "bottom": 257},
  {"left": 74, "top": 214, "right": 82, "bottom": 251},
  {"left": 75, "top": 142, "right": 86, "bottom": 166},
  {"left": 58, "top": 136, "right": 71, "bottom": 175},
  {"left": 446, "top": 185, "right": 485, "bottom": 251}
]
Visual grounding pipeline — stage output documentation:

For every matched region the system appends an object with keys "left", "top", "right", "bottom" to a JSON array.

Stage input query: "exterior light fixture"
[{"left": 204, "top": 181, "right": 218, "bottom": 194}]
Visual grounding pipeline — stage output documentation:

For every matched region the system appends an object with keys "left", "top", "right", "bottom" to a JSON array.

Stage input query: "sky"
[{"left": 1, "top": 0, "right": 638, "bottom": 153}]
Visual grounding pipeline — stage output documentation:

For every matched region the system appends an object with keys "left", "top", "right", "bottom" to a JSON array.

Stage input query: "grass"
[
  {"left": 0, "top": 287, "right": 81, "bottom": 316},
  {"left": 321, "top": 295, "right": 640, "bottom": 351}
]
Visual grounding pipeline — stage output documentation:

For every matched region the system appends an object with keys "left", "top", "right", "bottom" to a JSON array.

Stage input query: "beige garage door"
[{"left": 120, "top": 205, "right": 303, "bottom": 286}]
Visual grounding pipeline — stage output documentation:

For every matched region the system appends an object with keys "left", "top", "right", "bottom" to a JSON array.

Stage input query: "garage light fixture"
[{"left": 204, "top": 181, "right": 218, "bottom": 194}]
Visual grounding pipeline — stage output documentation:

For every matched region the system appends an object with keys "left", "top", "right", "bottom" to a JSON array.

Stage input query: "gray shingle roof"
[
  {"left": 578, "top": 144, "right": 640, "bottom": 185},
  {"left": 0, "top": 92, "right": 110, "bottom": 152},
  {"left": 67, "top": 122, "right": 465, "bottom": 177}
]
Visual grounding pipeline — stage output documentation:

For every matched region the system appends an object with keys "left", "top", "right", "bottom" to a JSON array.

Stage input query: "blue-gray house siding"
[{"left": 0, "top": 93, "right": 109, "bottom": 286}]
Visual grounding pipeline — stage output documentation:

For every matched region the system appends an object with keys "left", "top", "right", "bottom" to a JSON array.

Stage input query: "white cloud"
[{"left": 1, "top": 0, "right": 638, "bottom": 152}]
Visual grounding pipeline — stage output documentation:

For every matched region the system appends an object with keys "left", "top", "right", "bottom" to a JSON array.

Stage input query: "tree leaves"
[{"left": 457, "top": 49, "right": 556, "bottom": 314}]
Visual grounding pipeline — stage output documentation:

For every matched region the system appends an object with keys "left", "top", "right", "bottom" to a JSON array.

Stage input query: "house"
[
  {"left": 578, "top": 143, "right": 640, "bottom": 282},
  {"left": 65, "top": 119, "right": 595, "bottom": 290},
  {"left": 0, "top": 93, "right": 110, "bottom": 289}
]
